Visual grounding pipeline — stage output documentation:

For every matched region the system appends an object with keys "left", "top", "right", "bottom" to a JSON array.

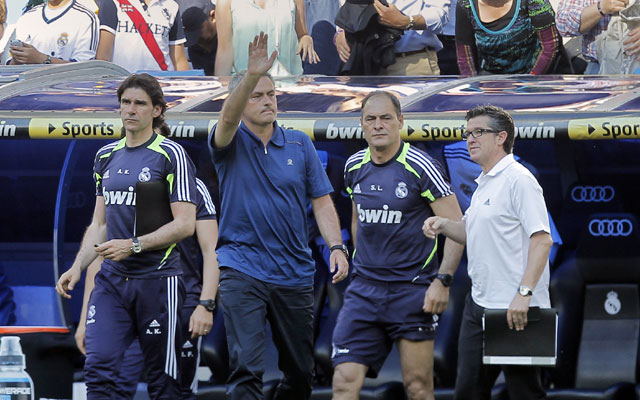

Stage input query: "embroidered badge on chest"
[
  {"left": 138, "top": 167, "right": 151, "bottom": 182},
  {"left": 395, "top": 182, "right": 408, "bottom": 199},
  {"left": 57, "top": 33, "right": 69, "bottom": 48},
  {"left": 161, "top": 7, "right": 171, "bottom": 20}
]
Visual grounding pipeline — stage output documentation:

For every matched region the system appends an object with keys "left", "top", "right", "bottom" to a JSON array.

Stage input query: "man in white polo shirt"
[{"left": 423, "top": 104, "right": 553, "bottom": 400}]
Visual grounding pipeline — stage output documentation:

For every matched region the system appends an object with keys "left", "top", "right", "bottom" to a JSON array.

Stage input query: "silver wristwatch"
[
  {"left": 404, "top": 15, "right": 415, "bottom": 30},
  {"left": 518, "top": 285, "right": 533, "bottom": 297},
  {"left": 131, "top": 237, "right": 143, "bottom": 254}
]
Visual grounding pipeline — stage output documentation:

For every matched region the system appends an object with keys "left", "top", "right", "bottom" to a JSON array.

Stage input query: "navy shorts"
[{"left": 331, "top": 276, "right": 438, "bottom": 378}]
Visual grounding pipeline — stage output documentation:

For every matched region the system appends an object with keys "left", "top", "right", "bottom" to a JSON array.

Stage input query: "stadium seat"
[
  {"left": 546, "top": 383, "right": 636, "bottom": 400},
  {"left": 548, "top": 212, "right": 640, "bottom": 398},
  {"left": 0, "top": 266, "right": 16, "bottom": 325},
  {"left": 433, "top": 384, "right": 507, "bottom": 400},
  {"left": 11, "top": 285, "right": 65, "bottom": 326},
  {"left": 311, "top": 381, "right": 407, "bottom": 399}
]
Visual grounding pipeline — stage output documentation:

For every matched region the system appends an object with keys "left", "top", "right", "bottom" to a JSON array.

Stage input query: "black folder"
[
  {"left": 135, "top": 181, "right": 173, "bottom": 237},
  {"left": 483, "top": 307, "right": 557, "bottom": 366}
]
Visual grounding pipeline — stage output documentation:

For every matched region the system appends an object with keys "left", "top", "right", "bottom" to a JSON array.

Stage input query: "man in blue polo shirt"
[{"left": 208, "top": 32, "right": 350, "bottom": 400}]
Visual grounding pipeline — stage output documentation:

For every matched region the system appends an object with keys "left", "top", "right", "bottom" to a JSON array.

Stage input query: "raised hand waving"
[{"left": 247, "top": 32, "right": 278, "bottom": 76}]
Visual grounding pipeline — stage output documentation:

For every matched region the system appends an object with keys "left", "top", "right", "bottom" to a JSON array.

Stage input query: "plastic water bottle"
[{"left": 0, "top": 336, "right": 34, "bottom": 400}]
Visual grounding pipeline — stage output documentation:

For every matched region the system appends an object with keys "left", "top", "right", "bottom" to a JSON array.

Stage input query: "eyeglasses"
[{"left": 461, "top": 128, "right": 499, "bottom": 140}]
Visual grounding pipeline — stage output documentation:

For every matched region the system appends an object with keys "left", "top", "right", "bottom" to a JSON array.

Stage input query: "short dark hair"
[
  {"left": 117, "top": 73, "right": 170, "bottom": 136},
  {"left": 465, "top": 105, "right": 515, "bottom": 153},
  {"left": 361, "top": 91, "right": 401, "bottom": 117}
]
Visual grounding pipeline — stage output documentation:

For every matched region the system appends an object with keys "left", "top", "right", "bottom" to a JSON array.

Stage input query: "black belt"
[
  {"left": 395, "top": 47, "right": 435, "bottom": 57},
  {"left": 437, "top": 34, "right": 456, "bottom": 42}
]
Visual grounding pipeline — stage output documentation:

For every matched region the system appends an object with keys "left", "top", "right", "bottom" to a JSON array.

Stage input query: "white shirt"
[
  {"left": 99, "top": 0, "right": 186, "bottom": 72},
  {"left": 391, "top": 0, "right": 449, "bottom": 52},
  {"left": 464, "top": 154, "right": 551, "bottom": 309},
  {"left": 14, "top": 0, "right": 98, "bottom": 62}
]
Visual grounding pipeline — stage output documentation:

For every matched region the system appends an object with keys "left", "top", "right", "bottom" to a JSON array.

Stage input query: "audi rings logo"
[
  {"left": 571, "top": 185, "right": 615, "bottom": 203},
  {"left": 588, "top": 219, "right": 633, "bottom": 237}
]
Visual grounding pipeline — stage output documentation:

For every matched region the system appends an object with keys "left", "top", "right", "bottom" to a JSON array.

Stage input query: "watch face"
[
  {"left": 519, "top": 286, "right": 532, "bottom": 296},
  {"left": 200, "top": 300, "right": 215, "bottom": 312},
  {"left": 131, "top": 238, "right": 142, "bottom": 254},
  {"left": 436, "top": 274, "right": 452, "bottom": 286}
]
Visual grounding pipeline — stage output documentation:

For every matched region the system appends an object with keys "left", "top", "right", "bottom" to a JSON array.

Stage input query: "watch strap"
[
  {"left": 519, "top": 285, "right": 533, "bottom": 297},
  {"left": 435, "top": 273, "right": 453, "bottom": 287},
  {"left": 199, "top": 299, "right": 216, "bottom": 312},
  {"left": 131, "top": 237, "right": 142, "bottom": 254},
  {"left": 330, "top": 244, "right": 349, "bottom": 259},
  {"left": 404, "top": 15, "right": 415, "bottom": 30}
]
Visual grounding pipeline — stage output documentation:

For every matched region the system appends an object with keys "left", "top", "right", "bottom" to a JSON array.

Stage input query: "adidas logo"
[
  {"left": 183, "top": 340, "right": 193, "bottom": 349},
  {"left": 149, "top": 320, "right": 160, "bottom": 328},
  {"left": 103, "top": 169, "right": 110, "bottom": 179},
  {"left": 484, "top": 198, "right": 491, "bottom": 206},
  {"left": 353, "top": 184, "right": 361, "bottom": 194}
]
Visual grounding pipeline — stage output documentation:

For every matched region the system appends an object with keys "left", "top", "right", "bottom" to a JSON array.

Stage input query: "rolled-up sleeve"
[
  {"left": 556, "top": 0, "right": 585, "bottom": 36},
  {"left": 419, "top": 0, "right": 450, "bottom": 34}
]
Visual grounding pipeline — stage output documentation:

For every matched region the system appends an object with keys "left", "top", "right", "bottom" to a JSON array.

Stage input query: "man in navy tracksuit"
[
  {"left": 73, "top": 177, "right": 219, "bottom": 399},
  {"left": 56, "top": 73, "right": 197, "bottom": 399}
]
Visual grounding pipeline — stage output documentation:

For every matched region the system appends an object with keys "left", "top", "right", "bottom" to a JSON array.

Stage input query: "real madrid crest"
[
  {"left": 395, "top": 181, "right": 408, "bottom": 199},
  {"left": 57, "top": 33, "right": 69, "bottom": 48},
  {"left": 604, "top": 291, "right": 621, "bottom": 315},
  {"left": 138, "top": 167, "right": 151, "bottom": 182},
  {"left": 87, "top": 304, "right": 96, "bottom": 324}
]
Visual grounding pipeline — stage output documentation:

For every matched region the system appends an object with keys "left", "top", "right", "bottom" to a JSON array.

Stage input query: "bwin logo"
[
  {"left": 331, "top": 345, "right": 350, "bottom": 358},
  {"left": 326, "top": 123, "right": 363, "bottom": 140},
  {"left": 588, "top": 218, "right": 633, "bottom": 237},
  {"left": 571, "top": 185, "right": 615, "bottom": 203},
  {"left": 103, "top": 186, "right": 136, "bottom": 206},
  {"left": 0, "top": 120, "right": 17, "bottom": 137},
  {"left": 169, "top": 122, "right": 195, "bottom": 138},
  {"left": 357, "top": 203, "right": 402, "bottom": 224}
]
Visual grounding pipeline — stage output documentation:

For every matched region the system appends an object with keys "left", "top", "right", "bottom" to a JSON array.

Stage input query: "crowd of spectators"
[{"left": 0, "top": 0, "right": 637, "bottom": 75}]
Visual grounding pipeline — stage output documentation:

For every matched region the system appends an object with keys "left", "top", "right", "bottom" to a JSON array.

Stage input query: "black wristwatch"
[
  {"left": 199, "top": 299, "right": 216, "bottom": 312},
  {"left": 435, "top": 273, "right": 453, "bottom": 287},
  {"left": 330, "top": 244, "right": 349, "bottom": 259},
  {"left": 131, "top": 237, "right": 142, "bottom": 254}
]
